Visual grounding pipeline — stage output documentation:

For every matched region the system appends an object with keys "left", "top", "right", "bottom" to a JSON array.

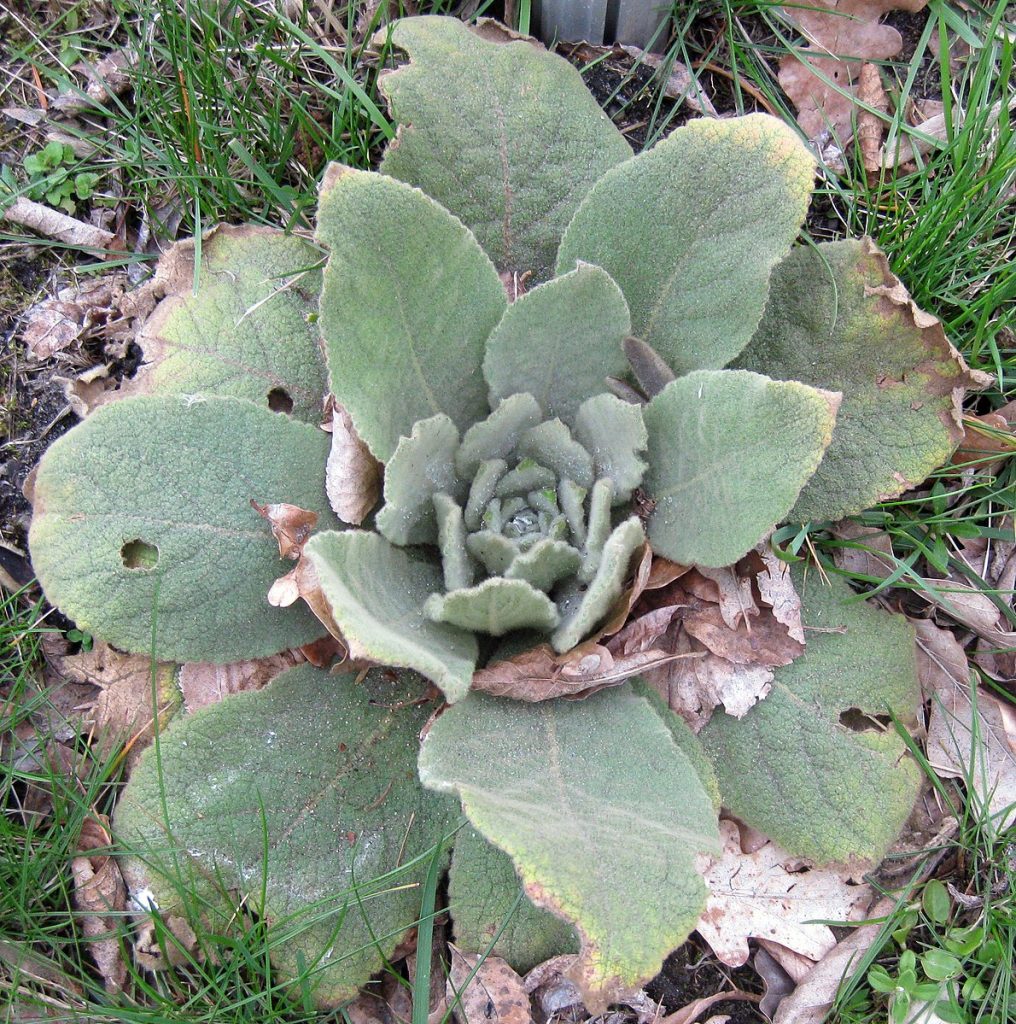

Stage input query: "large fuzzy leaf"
[
  {"left": 115, "top": 664, "right": 457, "bottom": 1008},
  {"left": 304, "top": 530, "right": 478, "bottom": 702},
  {"left": 380, "top": 16, "right": 631, "bottom": 281},
  {"left": 736, "top": 238, "right": 992, "bottom": 521},
  {"left": 483, "top": 264, "right": 630, "bottom": 422},
  {"left": 315, "top": 165, "right": 506, "bottom": 461},
  {"left": 642, "top": 370, "right": 838, "bottom": 568},
  {"left": 418, "top": 688, "right": 721, "bottom": 1008},
  {"left": 120, "top": 226, "right": 326, "bottom": 422},
  {"left": 699, "top": 570, "right": 922, "bottom": 866},
  {"left": 556, "top": 115, "right": 815, "bottom": 373},
  {"left": 449, "top": 825, "right": 579, "bottom": 972},
  {"left": 29, "top": 395, "right": 337, "bottom": 662}
]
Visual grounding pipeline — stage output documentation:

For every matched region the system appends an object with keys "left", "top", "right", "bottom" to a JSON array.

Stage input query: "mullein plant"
[{"left": 28, "top": 16, "right": 989, "bottom": 1008}]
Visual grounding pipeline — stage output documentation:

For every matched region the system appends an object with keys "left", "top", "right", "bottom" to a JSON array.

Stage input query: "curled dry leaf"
[
  {"left": 755, "top": 944, "right": 799, "bottom": 1019},
  {"left": 773, "top": 896, "right": 896, "bottom": 1024},
  {"left": 447, "top": 945, "right": 533, "bottom": 1024},
  {"left": 251, "top": 500, "right": 318, "bottom": 560},
  {"left": 470, "top": 546, "right": 667, "bottom": 700},
  {"left": 325, "top": 401, "right": 382, "bottom": 525},
  {"left": 20, "top": 273, "right": 131, "bottom": 360},
  {"left": 178, "top": 651, "right": 303, "bottom": 712},
  {"left": 663, "top": 990, "right": 760, "bottom": 1024},
  {"left": 629, "top": 554, "right": 805, "bottom": 730},
  {"left": 2, "top": 196, "right": 115, "bottom": 249},
  {"left": 855, "top": 63, "right": 889, "bottom": 177},
  {"left": 268, "top": 554, "right": 345, "bottom": 644},
  {"left": 696, "top": 820, "right": 871, "bottom": 969},
  {"left": 917, "top": 619, "right": 1016, "bottom": 829},
  {"left": 778, "top": 0, "right": 929, "bottom": 145},
  {"left": 71, "top": 815, "right": 127, "bottom": 992}
]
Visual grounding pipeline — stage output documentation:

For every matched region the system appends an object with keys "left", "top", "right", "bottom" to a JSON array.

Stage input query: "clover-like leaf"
[
  {"left": 316, "top": 165, "right": 506, "bottom": 461},
  {"left": 418, "top": 688, "right": 721, "bottom": 1009},
  {"left": 449, "top": 824, "right": 579, "bottom": 972},
  {"left": 380, "top": 16, "right": 632, "bottom": 280},
  {"left": 484, "top": 264, "right": 630, "bottom": 422},
  {"left": 28, "top": 395, "right": 338, "bottom": 663},
  {"left": 304, "top": 530, "right": 478, "bottom": 702},
  {"left": 115, "top": 664, "right": 457, "bottom": 1008},
  {"left": 699, "top": 569, "right": 922, "bottom": 866},
  {"left": 736, "top": 238, "right": 993, "bottom": 521},
  {"left": 121, "top": 225, "right": 327, "bottom": 421},
  {"left": 642, "top": 370, "right": 839, "bottom": 568},
  {"left": 557, "top": 115, "right": 815, "bottom": 373}
]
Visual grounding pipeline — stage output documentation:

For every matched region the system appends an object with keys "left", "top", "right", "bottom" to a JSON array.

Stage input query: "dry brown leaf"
[
  {"left": 325, "top": 402, "right": 382, "bottom": 525},
  {"left": 918, "top": 577, "right": 1008, "bottom": 641},
  {"left": 663, "top": 990, "right": 760, "bottom": 1024},
  {"left": 830, "top": 520, "right": 896, "bottom": 581},
  {"left": 20, "top": 274, "right": 130, "bottom": 360},
  {"left": 755, "top": 946, "right": 797, "bottom": 1021},
  {"left": 268, "top": 554, "right": 346, "bottom": 645},
  {"left": 757, "top": 939, "right": 816, "bottom": 987},
  {"left": 778, "top": 0, "right": 928, "bottom": 145},
  {"left": 132, "top": 914, "right": 198, "bottom": 970},
  {"left": 951, "top": 412, "right": 1016, "bottom": 475},
  {"left": 49, "top": 639, "right": 179, "bottom": 767},
  {"left": 251, "top": 500, "right": 318, "bottom": 560},
  {"left": 773, "top": 896, "right": 896, "bottom": 1024},
  {"left": 752, "top": 548, "right": 806, "bottom": 644},
  {"left": 696, "top": 820, "right": 871, "bottom": 968},
  {"left": 917, "top": 620, "right": 1016, "bottom": 829},
  {"left": 632, "top": 557, "right": 805, "bottom": 729},
  {"left": 470, "top": 638, "right": 686, "bottom": 701},
  {"left": 178, "top": 651, "right": 303, "bottom": 712},
  {"left": 71, "top": 815, "right": 127, "bottom": 992},
  {"left": 2, "top": 196, "right": 115, "bottom": 249},
  {"left": 447, "top": 945, "right": 533, "bottom": 1024},
  {"left": 856, "top": 63, "right": 889, "bottom": 176},
  {"left": 619, "top": 46, "right": 718, "bottom": 114}
]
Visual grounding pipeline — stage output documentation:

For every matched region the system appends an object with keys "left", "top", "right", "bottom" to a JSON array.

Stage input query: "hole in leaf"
[
  {"left": 121, "top": 539, "right": 159, "bottom": 570},
  {"left": 838, "top": 708, "right": 892, "bottom": 732},
  {"left": 267, "top": 387, "right": 293, "bottom": 414}
]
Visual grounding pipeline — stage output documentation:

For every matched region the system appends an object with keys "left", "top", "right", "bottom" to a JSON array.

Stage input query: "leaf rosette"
[{"left": 24, "top": 12, "right": 989, "bottom": 1013}]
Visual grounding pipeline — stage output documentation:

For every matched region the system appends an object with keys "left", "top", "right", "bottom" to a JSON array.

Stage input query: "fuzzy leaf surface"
[
  {"left": 304, "top": 530, "right": 478, "bottom": 702},
  {"left": 449, "top": 825, "right": 579, "bottom": 972},
  {"left": 123, "top": 226, "right": 326, "bottom": 421},
  {"left": 380, "top": 16, "right": 631, "bottom": 280},
  {"left": 556, "top": 116, "right": 815, "bottom": 373},
  {"left": 29, "top": 395, "right": 337, "bottom": 662},
  {"left": 642, "top": 371, "right": 838, "bottom": 568},
  {"left": 484, "top": 265, "right": 630, "bottom": 422},
  {"left": 418, "top": 688, "right": 721, "bottom": 1007},
  {"left": 699, "top": 570, "right": 922, "bottom": 866},
  {"left": 736, "top": 238, "right": 991, "bottom": 520},
  {"left": 115, "top": 664, "right": 456, "bottom": 1008},
  {"left": 316, "top": 166, "right": 506, "bottom": 461}
]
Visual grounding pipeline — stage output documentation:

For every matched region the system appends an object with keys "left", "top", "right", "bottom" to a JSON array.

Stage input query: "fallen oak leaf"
[
  {"left": 447, "top": 945, "right": 533, "bottom": 1024},
  {"left": 917, "top": 619, "right": 1016, "bottom": 830},
  {"left": 695, "top": 820, "right": 872, "bottom": 969},
  {"left": 663, "top": 989, "right": 761, "bottom": 1024},
  {"left": 178, "top": 651, "right": 303, "bottom": 712},
  {"left": 778, "top": 0, "right": 929, "bottom": 144},
  {"left": 773, "top": 896, "right": 897, "bottom": 1024}
]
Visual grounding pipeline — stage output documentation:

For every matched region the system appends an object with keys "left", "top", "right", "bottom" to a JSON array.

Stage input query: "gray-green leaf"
[
  {"left": 381, "top": 17, "right": 632, "bottom": 281},
  {"left": 29, "top": 395, "right": 337, "bottom": 662},
  {"left": 642, "top": 370, "right": 838, "bottom": 567},
  {"left": 418, "top": 688, "right": 721, "bottom": 1007},
  {"left": 316, "top": 165, "right": 506, "bottom": 461},
  {"left": 115, "top": 664, "right": 457, "bottom": 1008},
  {"left": 736, "top": 238, "right": 992, "bottom": 521},
  {"left": 699, "top": 569, "right": 922, "bottom": 865},
  {"left": 122, "top": 225, "right": 327, "bottom": 422},
  {"left": 305, "top": 530, "right": 478, "bottom": 702},
  {"left": 484, "top": 264, "right": 630, "bottom": 422},
  {"left": 557, "top": 115, "right": 815, "bottom": 373}
]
